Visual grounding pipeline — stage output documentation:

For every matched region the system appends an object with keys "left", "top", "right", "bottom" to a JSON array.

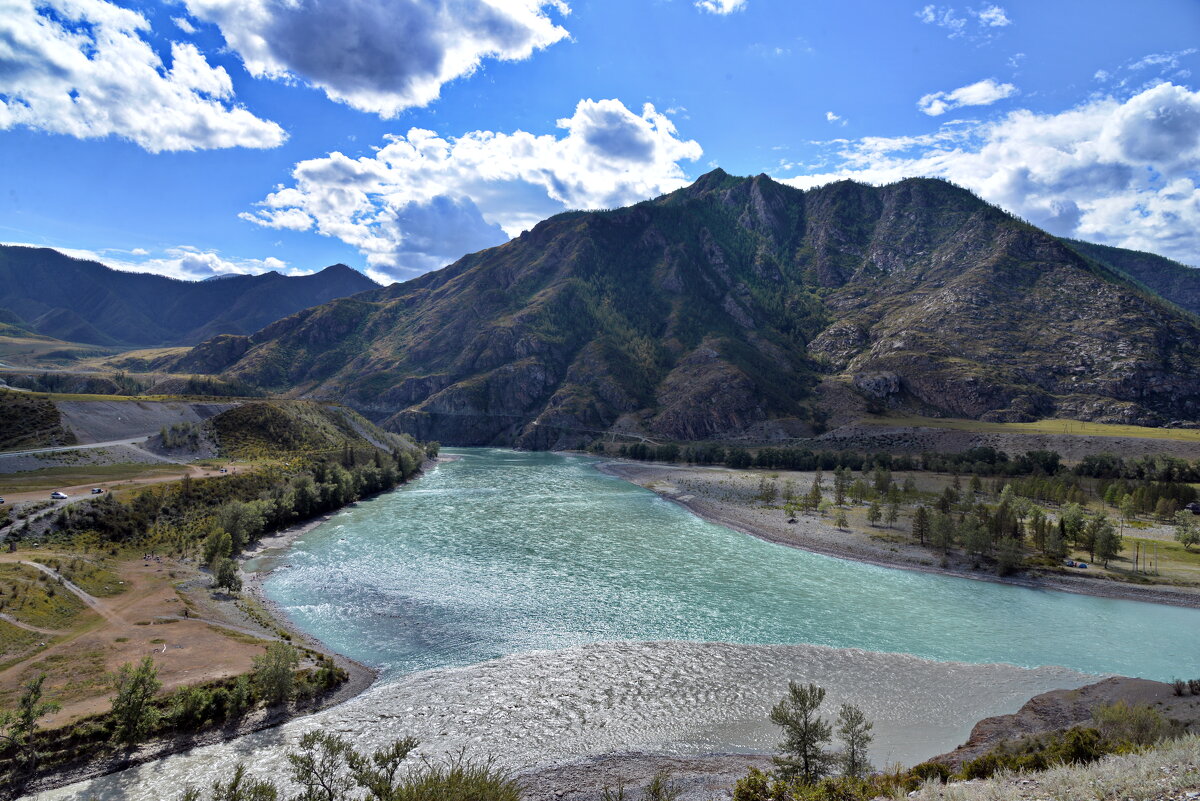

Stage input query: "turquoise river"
[{"left": 261, "top": 448, "right": 1200, "bottom": 681}]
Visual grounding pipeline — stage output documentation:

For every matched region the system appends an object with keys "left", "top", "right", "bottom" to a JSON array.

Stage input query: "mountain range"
[
  {"left": 146, "top": 170, "right": 1200, "bottom": 448},
  {"left": 0, "top": 245, "right": 378, "bottom": 347}
]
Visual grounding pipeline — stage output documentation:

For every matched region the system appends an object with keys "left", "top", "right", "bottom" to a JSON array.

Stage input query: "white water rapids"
[{"left": 39, "top": 641, "right": 1093, "bottom": 800}]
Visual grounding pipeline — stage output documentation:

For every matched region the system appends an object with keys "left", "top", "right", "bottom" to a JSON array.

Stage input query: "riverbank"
[
  {"left": 598, "top": 460, "right": 1200, "bottom": 609},
  {"left": 12, "top": 457, "right": 448, "bottom": 796}
]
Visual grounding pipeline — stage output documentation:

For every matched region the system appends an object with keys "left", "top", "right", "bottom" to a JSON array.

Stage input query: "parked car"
[
  {"left": 219, "top": 468, "right": 228, "bottom": 474},
  {"left": 0, "top": 497, "right": 5, "bottom": 504},
  {"left": 50, "top": 491, "right": 68, "bottom": 500},
  {"left": 91, "top": 487, "right": 104, "bottom": 494}
]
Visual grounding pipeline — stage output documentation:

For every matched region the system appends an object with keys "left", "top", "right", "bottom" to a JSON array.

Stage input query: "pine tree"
[
  {"left": 885, "top": 500, "right": 899, "bottom": 528},
  {"left": 769, "top": 682, "right": 834, "bottom": 784},
  {"left": 836, "top": 703, "right": 874, "bottom": 780},
  {"left": 912, "top": 505, "right": 930, "bottom": 545},
  {"left": 866, "top": 501, "right": 882, "bottom": 527}
]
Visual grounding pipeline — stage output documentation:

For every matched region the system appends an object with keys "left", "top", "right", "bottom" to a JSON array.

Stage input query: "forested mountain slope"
[
  {"left": 167, "top": 171, "right": 1200, "bottom": 447},
  {"left": 0, "top": 246, "right": 378, "bottom": 346}
]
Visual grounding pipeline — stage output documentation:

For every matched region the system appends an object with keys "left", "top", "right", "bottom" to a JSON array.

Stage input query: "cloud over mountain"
[
  {"left": 782, "top": 82, "right": 1200, "bottom": 266},
  {"left": 240, "top": 98, "right": 703, "bottom": 280},
  {"left": 183, "top": 0, "right": 570, "bottom": 117}
]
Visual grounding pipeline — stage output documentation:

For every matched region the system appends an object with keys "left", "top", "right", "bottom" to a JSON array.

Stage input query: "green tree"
[
  {"left": 866, "top": 501, "right": 882, "bottom": 527},
  {"left": 1061, "top": 503, "right": 1086, "bottom": 548},
  {"left": 254, "top": 642, "right": 300, "bottom": 706},
  {"left": 885, "top": 500, "right": 900, "bottom": 528},
  {"left": 849, "top": 479, "right": 868, "bottom": 505},
  {"left": 769, "top": 681, "right": 833, "bottom": 784},
  {"left": 835, "top": 703, "right": 873, "bottom": 780},
  {"left": 995, "top": 537, "right": 1022, "bottom": 576},
  {"left": 288, "top": 731, "right": 357, "bottom": 801},
  {"left": 0, "top": 674, "right": 59, "bottom": 787},
  {"left": 930, "top": 511, "right": 955, "bottom": 554},
  {"left": 1045, "top": 524, "right": 1069, "bottom": 562},
  {"left": 1093, "top": 518, "right": 1123, "bottom": 568},
  {"left": 833, "top": 508, "right": 849, "bottom": 530},
  {"left": 214, "top": 558, "right": 243, "bottom": 594},
  {"left": 203, "top": 530, "right": 233, "bottom": 565},
  {"left": 1175, "top": 511, "right": 1200, "bottom": 551},
  {"left": 1119, "top": 495, "right": 1137, "bottom": 529},
  {"left": 110, "top": 657, "right": 162, "bottom": 746}
]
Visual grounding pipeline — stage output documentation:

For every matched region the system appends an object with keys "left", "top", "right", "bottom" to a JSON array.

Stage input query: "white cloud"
[
  {"left": 918, "top": 78, "right": 1017, "bottom": 116},
  {"left": 0, "top": 0, "right": 286, "bottom": 152},
  {"left": 1128, "top": 48, "right": 1198, "bottom": 72},
  {"left": 172, "top": 15, "right": 197, "bottom": 34},
  {"left": 779, "top": 82, "right": 1200, "bottom": 267},
  {"left": 241, "top": 98, "right": 703, "bottom": 280},
  {"left": 696, "top": 0, "right": 747, "bottom": 14},
  {"left": 182, "top": 0, "right": 570, "bottom": 118},
  {"left": 2, "top": 242, "right": 308, "bottom": 280},
  {"left": 825, "top": 111, "right": 847, "bottom": 126},
  {"left": 917, "top": 4, "right": 1010, "bottom": 39},
  {"left": 916, "top": 5, "right": 967, "bottom": 36},
  {"left": 973, "top": 5, "right": 1010, "bottom": 26}
]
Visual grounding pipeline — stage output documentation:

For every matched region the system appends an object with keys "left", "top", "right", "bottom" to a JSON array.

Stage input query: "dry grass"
[
  {"left": 864, "top": 414, "right": 1200, "bottom": 443},
  {"left": 0, "top": 563, "right": 93, "bottom": 630},
  {"left": 904, "top": 735, "right": 1200, "bottom": 800},
  {"left": 0, "top": 463, "right": 185, "bottom": 494}
]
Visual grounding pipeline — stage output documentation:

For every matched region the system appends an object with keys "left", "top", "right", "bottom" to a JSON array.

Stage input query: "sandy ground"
[
  {"left": 599, "top": 461, "right": 1200, "bottom": 609},
  {"left": 0, "top": 551, "right": 273, "bottom": 726}
]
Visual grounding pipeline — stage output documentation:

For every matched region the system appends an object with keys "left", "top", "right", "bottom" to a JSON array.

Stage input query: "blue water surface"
[{"left": 261, "top": 449, "right": 1200, "bottom": 680}]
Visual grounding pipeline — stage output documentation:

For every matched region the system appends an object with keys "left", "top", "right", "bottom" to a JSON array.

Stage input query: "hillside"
[
  {"left": 0, "top": 246, "right": 378, "bottom": 347},
  {"left": 166, "top": 171, "right": 1200, "bottom": 447},
  {"left": 1061, "top": 238, "right": 1200, "bottom": 318},
  {"left": 208, "top": 400, "right": 420, "bottom": 460}
]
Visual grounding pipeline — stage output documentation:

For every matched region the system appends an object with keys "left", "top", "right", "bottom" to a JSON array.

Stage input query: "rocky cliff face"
[{"left": 172, "top": 171, "right": 1200, "bottom": 445}]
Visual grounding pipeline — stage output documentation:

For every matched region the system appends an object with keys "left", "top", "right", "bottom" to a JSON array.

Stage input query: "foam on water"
[{"left": 42, "top": 641, "right": 1093, "bottom": 800}]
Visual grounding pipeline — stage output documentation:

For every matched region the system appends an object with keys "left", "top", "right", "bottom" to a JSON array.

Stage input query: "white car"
[
  {"left": 50, "top": 491, "right": 68, "bottom": 500},
  {"left": 91, "top": 487, "right": 104, "bottom": 494}
]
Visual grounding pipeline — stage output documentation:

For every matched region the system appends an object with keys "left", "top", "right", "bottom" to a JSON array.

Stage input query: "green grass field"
[{"left": 864, "top": 414, "right": 1200, "bottom": 443}]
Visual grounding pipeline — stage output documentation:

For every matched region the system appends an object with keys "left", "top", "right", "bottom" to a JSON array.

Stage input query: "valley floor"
[{"left": 599, "top": 461, "right": 1200, "bottom": 609}]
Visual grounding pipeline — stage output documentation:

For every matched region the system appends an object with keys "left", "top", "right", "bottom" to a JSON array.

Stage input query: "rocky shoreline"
[{"left": 597, "top": 460, "right": 1200, "bottom": 610}]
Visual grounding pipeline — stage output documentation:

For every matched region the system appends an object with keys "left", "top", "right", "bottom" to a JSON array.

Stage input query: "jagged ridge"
[{"left": 168, "top": 171, "right": 1200, "bottom": 446}]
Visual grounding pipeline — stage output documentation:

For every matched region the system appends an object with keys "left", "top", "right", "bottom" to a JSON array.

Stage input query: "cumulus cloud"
[
  {"left": 240, "top": 98, "right": 703, "bottom": 280},
  {"left": 0, "top": 0, "right": 286, "bottom": 152},
  {"left": 918, "top": 78, "right": 1017, "bottom": 116},
  {"left": 779, "top": 82, "right": 1200, "bottom": 266},
  {"left": 974, "top": 5, "right": 1010, "bottom": 26},
  {"left": 696, "top": 0, "right": 747, "bottom": 14},
  {"left": 182, "top": 0, "right": 570, "bottom": 117},
  {"left": 916, "top": 4, "right": 1010, "bottom": 39}
]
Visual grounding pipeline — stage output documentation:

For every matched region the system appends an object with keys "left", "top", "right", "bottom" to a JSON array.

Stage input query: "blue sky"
[{"left": 1, "top": 0, "right": 1198, "bottom": 283}]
